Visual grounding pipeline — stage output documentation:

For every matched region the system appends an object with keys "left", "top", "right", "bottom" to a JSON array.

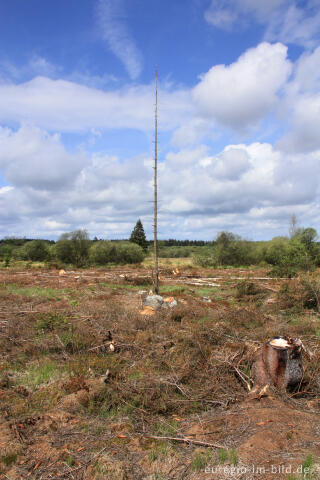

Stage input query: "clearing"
[{"left": 1, "top": 262, "right": 320, "bottom": 479}]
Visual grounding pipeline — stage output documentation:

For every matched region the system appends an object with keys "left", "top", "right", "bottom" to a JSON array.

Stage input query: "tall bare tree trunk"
[{"left": 153, "top": 66, "right": 159, "bottom": 294}]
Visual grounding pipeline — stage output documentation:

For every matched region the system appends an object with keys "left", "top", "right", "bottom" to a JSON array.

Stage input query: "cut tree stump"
[{"left": 251, "top": 336, "right": 303, "bottom": 395}]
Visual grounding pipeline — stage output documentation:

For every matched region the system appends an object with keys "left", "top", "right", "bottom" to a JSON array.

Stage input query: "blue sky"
[{"left": 1, "top": 0, "right": 320, "bottom": 240}]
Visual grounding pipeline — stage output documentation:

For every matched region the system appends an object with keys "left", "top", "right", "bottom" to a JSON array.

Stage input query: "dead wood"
[
  {"left": 142, "top": 434, "right": 225, "bottom": 449},
  {"left": 251, "top": 336, "right": 303, "bottom": 393}
]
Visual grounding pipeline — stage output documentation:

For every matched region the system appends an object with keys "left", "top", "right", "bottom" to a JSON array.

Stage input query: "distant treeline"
[
  {"left": 0, "top": 237, "right": 209, "bottom": 247},
  {"left": 1, "top": 227, "right": 320, "bottom": 277}
]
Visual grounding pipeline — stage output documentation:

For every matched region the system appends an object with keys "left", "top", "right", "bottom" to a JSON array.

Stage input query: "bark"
[{"left": 251, "top": 336, "right": 303, "bottom": 392}]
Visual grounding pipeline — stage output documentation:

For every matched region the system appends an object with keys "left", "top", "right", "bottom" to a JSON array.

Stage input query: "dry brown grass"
[{"left": 1, "top": 266, "right": 320, "bottom": 479}]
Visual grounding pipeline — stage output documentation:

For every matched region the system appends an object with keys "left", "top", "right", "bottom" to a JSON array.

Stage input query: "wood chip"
[
  {"left": 139, "top": 306, "right": 155, "bottom": 316},
  {"left": 256, "top": 420, "right": 273, "bottom": 426}
]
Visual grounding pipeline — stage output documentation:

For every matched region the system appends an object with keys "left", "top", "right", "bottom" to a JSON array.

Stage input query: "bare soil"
[{"left": 1, "top": 263, "right": 320, "bottom": 479}]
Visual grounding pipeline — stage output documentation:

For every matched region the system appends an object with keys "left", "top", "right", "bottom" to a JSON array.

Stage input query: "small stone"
[{"left": 202, "top": 296, "right": 212, "bottom": 303}]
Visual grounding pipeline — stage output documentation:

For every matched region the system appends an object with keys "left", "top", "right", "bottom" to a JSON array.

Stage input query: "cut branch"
[{"left": 143, "top": 434, "right": 225, "bottom": 449}]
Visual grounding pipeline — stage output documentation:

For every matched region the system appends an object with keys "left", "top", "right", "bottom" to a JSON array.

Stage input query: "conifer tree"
[{"left": 130, "top": 219, "right": 148, "bottom": 251}]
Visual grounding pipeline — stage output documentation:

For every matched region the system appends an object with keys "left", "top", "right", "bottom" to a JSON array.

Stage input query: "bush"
[
  {"left": 263, "top": 237, "right": 290, "bottom": 265},
  {"left": 269, "top": 240, "right": 314, "bottom": 277},
  {"left": 194, "top": 239, "right": 259, "bottom": 268},
  {"left": 194, "top": 248, "right": 218, "bottom": 267},
  {"left": 89, "top": 241, "right": 119, "bottom": 265},
  {"left": 56, "top": 230, "right": 90, "bottom": 266},
  {"left": 116, "top": 242, "right": 145, "bottom": 264},
  {"left": 24, "top": 240, "right": 49, "bottom": 262},
  {"left": 89, "top": 241, "right": 144, "bottom": 265}
]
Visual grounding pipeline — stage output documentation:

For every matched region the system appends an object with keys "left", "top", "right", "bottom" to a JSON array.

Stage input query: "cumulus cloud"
[
  {"left": 96, "top": 0, "right": 143, "bottom": 79},
  {"left": 0, "top": 76, "right": 191, "bottom": 132},
  {"left": 1, "top": 134, "right": 320, "bottom": 239},
  {"left": 277, "top": 94, "right": 320, "bottom": 153},
  {"left": 277, "top": 46, "right": 320, "bottom": 153},
  {"left": 205, "top": 0, "right": 320, "bottom": 47},
  {"left": 0, "top": 126, "right": 87, "bottom": 189},
  {"left": 171, "top": 119, "right": 213, "bottom": 148},
  {"left": 212, "top": 148, "right": 251, "bottom": 180},
  {"left": 193, "top": 42, "right": 292, "bottom": 131}
]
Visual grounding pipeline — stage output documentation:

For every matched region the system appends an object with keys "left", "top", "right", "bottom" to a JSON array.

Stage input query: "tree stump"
[{"left": 251, "top": 336, "right": 303, "bottom": 394}]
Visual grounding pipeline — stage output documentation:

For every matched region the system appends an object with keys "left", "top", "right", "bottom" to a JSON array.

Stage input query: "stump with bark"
[{"left": 251, "top": 336, "right": 303, "bottom": 395}]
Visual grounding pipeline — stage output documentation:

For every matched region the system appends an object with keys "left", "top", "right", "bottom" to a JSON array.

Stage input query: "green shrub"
[
  {"left": 89, "top": 241, "right": 144, "bottom": 265},
  {"left": 236, "top": 280, "right": 260, "bottom": 297},
  {"left": 3, "top": 245, "right": 12, "bottom": 266},
  {"left": 89, "top": 241, "right": 119, "bottom": 265},
  {"left": 194, "top": 248, "right": 218, "bottom": 267},
  {"left": 269, "top": 240, "right": 314, "bottom": 277},
  {"left": 24, "top": 240, "right": 49, "bottom": 261},
  {"left": 116, "top": 242, "right": 145, "bottom": 264},
  {"left": 56, "top": 230, "right": 90, "bottom": 266}
]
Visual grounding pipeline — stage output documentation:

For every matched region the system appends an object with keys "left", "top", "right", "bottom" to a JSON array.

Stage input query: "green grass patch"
[
  {"left": 152, "top": 419, "right": 180, "bottom": 436},
  {"left": 35, "top": 312, "right": 68, "bottom": 331},
  {"left": 18, "top": 360, "right": 63, "bottom": 389},
  {"left": 1, "top": 452, "right": 18, "bottom": 466},
  {"left": 148, "top": 442, "right": 169, "bottom": 464},
  {"left": 301, "top": 453, "right": 315, "bottom": 479},
  {"left": 191, "top": 449, "right": 214, "bottom": 472},
  {"left": 6, "top": 284, "right": 70, "bottom": 300},
  {"left": 100, "top": 282, "right": 148, "bottom": 290},
  {"left": 159, "top": 285, "right": 188, "bottom": 294}
]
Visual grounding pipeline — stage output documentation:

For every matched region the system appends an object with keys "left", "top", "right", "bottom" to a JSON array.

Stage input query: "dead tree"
[
  {"left": 251, "top": 336, "right": 303, "bottom": 394},
  {"left": 153, "top": 66, "right": 159, "bottom": 294}
]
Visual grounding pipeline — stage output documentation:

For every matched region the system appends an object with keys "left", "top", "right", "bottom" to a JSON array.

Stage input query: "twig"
[
  {"left": 87, "top": 343, "right": 108, "bottom": 352},
  {"left": 143, "top": 434, "right": 225, "bottom": 449},
  {"left": 55, "top": 334, "right": 69, "bottom": 359}
]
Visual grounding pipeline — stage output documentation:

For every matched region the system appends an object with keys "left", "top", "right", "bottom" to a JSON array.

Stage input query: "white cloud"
[
  {"left": 204, "top": 0, "right": 286, "bottom": 29},
  {"left": 171, "top": 118, "right": 213, "bottom": 148},
  {"left": 277, "top": 94, "right": 320, "bottom": 153},
  {"left": 212, "top": 148, "right": 251, "bottom": 180},
  {"left": 96, "top": 0, "right": 143, "bottom": 79},
  {"left": 0, "top": 76, "right": 191, "bottom": 132},
  {"left": 204, "top": 0, "right": 320, "bottom": 48},
  {"left": 193, "top": 42, "right": 292, "bottom": 130},
  {"left": 0, "top": 125, "right": 87, "bottom": 189},
  {"left": 277, "top": 46, "right": 320, "bottom": 153},
  {"left": 265, "top": 3, "right": 320, "bottom": 48},
  {"left": 1, "top": 134, "right": 320, "bottom": 240}
]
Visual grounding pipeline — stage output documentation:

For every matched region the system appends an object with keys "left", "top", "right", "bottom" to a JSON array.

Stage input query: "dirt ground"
[{"left": 1, "top": 262, "right": 320, "bottom": 479}]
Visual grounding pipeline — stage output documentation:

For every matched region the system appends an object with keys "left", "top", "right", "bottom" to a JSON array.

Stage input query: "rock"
[
  {"left": 163, "top": 297, "right": 178, "bottom": 308},
  {"left": 137, "top": 290, "right": 147, "bottom": 295},
  {"left": 143, "top": 294, "right": 164, "bottom": 310},
  {"left": 202, "top": 296, "right": 212, "bottom": 303}
]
